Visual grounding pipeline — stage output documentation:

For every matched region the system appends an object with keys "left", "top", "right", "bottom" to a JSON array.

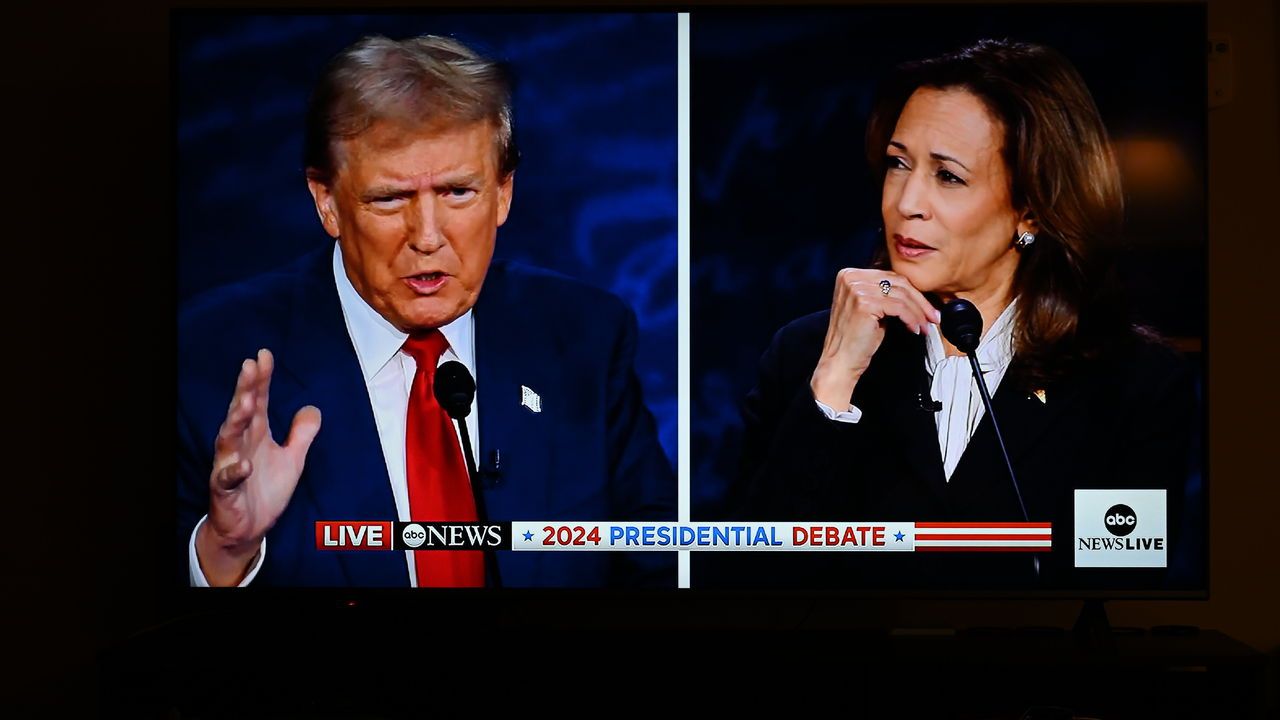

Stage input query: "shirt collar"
[
  {"left": 925, "top": 296, "right": 1018, "bottom": 374},
  {"left": 332, "top": 242, "right": 474, "bottom": 382}
]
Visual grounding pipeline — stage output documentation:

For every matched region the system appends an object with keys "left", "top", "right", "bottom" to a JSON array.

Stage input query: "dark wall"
[
  {"left": 21, "top": 2, "right": 1280, "bottom": 716},
  {"left": 175, "top": 12, "right": 678, "bottom": 463}
]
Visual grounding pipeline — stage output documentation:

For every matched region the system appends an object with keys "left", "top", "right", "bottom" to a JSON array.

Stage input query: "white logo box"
[{"left": 1073, "top": 489, "right": 1167, "bottom": 568}]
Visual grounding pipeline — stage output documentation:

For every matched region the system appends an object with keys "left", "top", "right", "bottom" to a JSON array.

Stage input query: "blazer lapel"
[
  {"left": 949, "top": 359, "right": 1086, "bottom": 518},
  {"left": 472, "top": 261, "right": 554, "bottom": 523},
  {"left": 270, "top": 248, "right": 406, "bottom": 587},
  {"left": 979, "top": 362, "right": 1082, "bottom": 462}
]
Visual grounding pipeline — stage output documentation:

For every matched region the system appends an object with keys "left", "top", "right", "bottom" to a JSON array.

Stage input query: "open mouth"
[{"left": 404, "top": 272, "right": 448, "bottom": 294}]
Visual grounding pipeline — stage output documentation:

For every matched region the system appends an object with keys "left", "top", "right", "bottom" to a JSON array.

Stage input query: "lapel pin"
[
  {"left": 521, "top": 385, "right": 542, "bottom": 413},
  {"left": 1031, "top": 389, "right": 1047, "bottom": 404}
]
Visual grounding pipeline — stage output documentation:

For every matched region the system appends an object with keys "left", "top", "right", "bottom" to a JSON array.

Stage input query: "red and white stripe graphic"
[{"left": 913, "top": 522, "right": 1052, "bottom": 552}]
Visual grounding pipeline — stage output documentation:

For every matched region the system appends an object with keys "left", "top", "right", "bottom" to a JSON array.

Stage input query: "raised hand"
[{"left": 195, "top": 349, "right": 321, "bottom": 586}]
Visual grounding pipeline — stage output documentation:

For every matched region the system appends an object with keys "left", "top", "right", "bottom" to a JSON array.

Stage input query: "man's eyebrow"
[
  {"left": 887, "top": 141, "right": 972, "bottom": 173},
  {"left": 359, "top": 186, "right": 415, "bottom": 201},
  {"left": 434, "top": 172, "right": 482, "bottom": 186}
]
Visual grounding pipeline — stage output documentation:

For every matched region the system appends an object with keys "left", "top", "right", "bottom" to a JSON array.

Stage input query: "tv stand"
[{"left": 1072, "top": 599, "right": 1113, "bottom": 650}]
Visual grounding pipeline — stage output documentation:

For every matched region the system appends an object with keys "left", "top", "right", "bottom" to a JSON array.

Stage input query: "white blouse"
[{"left": 816, "top": 299, "right": 1018, "bottom": 481}]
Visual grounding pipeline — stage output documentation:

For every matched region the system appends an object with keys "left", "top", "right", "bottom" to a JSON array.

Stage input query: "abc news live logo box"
[{"left": 1073, "top": 489, "right": 1167, "bottom": 568}]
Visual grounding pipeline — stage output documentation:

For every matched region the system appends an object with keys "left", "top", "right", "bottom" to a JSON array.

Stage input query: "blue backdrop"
[{"left": 175, "top": 12, "right": 678, "bottom": 465}]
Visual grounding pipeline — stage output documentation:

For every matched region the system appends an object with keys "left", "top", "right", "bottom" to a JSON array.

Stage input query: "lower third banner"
[{"left": 314, "top": 521, "right": 1052, "bottom": 552}]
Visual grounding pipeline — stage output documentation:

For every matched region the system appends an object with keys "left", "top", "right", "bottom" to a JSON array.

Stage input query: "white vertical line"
[{"left": 676, "top": 11, "right": 691, "bottom": 589}]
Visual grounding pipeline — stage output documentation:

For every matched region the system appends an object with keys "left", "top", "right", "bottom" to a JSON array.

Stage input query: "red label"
[{"left": 315, "top": 521, "right": 394, "bottom": 550}]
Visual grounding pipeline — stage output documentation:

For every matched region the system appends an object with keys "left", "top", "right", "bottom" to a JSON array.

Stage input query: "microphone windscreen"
[
  {"left": 940, "top": 299, "right": 984, "bottom": 354},
  {"left": 434, "top": 360, "right": 476, "bottom": 419}
]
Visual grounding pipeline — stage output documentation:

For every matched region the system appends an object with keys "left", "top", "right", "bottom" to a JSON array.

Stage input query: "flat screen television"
[{"left": 174, "top": 5, "right": 1206, "bottom": 601}]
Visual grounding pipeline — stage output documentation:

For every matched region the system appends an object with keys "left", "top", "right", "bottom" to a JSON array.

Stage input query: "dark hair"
[
  {"left": 304, "top": 34, "right": 519, "bottom": 186},
  {"left": 866, "top": 39, "right": 1134, "bottom": 388}
]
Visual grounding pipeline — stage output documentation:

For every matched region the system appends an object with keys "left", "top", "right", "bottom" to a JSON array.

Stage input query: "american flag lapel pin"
[{"left": 521, "top": 385, "right": 542, "bottom": 413}]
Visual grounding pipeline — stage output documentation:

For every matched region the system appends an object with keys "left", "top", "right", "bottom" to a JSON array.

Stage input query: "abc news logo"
[
  {"left": 315, "top": 521, "right": 508, "bottom": 551},
  {"left": 398, "top": 523, "right": 504, "bottom": 549},
  {"left": 1105, "top": 504, "right": 1137, "bottom": 536},
  {"left": 1078, "top": 504, "right": 1165, "bottom": 551}
]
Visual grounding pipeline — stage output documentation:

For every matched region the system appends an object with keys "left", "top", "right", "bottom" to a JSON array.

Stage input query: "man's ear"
[
  {"left": 495, "top": 172, "right": 514, "bottom": 228},
  {"left": 306, "top": 176, "right": 342, "bottom": 239}
]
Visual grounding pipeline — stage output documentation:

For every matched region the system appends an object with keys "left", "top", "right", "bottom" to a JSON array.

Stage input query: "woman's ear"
[
  {"left": 1016, "top": 209, "right": 1040, "bottom": 238},
  {"left": 1013, "top": 209, "right": 1041, "bottom": 250}
]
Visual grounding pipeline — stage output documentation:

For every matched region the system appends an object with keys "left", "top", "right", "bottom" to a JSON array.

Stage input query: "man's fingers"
[
  {"left": 284, "top": 405, "right": 322, "bottom": 468},
  {"left": 215, "top": 360, "right": 258, "bottom": 454},
  {"left": 215, "top": 397, "right": 253, "bottom": 452},
  {"left": 255, "top": 348, "right": 274, "bottom": 412},
  {"left": 245, "top": 349, "right": 275, "bottom": 444},
  {"left": 213, "top": 454, "right": 252, "bottom": 493},
  {"left": 229, "top": 357, "right": 257, "bottom": 413}
]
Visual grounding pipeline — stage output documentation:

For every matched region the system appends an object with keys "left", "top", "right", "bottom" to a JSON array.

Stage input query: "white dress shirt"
[
  {"left": 189, "top": 242, "right": 479, "bottom": 587},
  {"left": 815, "top": 298, "right": 1018, "bottom": 481}
]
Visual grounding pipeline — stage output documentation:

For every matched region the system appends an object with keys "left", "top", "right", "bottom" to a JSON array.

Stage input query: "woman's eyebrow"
[
  {"left": 930, "top": 152, "right": 971, "bottom": 172},
  {"left": 888, "top": 140, "right": 972, "bottom": 172}
]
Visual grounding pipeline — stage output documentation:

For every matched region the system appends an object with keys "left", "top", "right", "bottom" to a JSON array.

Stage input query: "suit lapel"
[
  {"left": 974, "top": 362, "right": 1082, "bottom": 462},
  {"left": 862, "top": 322, "right": 1089, "bottom": 518},
  {"left": 473, "top": 261, "right": 555, "bottom": 523},
  {"left": 270, "top": 248, "right": 406, "bottom": 587},
  {"left": 949, "top": 359, "right": 1086, "bottom": 517}
]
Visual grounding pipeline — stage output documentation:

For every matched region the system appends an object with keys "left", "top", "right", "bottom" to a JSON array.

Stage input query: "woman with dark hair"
[{"left": 726, "top": 39, "right": 1195, "bottom": 589}]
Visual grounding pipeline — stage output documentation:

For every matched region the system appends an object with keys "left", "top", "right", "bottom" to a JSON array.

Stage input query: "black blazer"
[{"left": 704, "top": 310, "right": 1197, "bottom": 591}]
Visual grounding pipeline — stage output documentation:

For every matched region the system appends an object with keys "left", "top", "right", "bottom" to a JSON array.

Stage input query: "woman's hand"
[{"left": 810, "top": 268, "right": 940, "bottom": 410}]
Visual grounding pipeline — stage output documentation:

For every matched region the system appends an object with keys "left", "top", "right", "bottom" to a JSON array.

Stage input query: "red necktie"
[{"left": 402, "top": 331, "right": 484, "bottom": 587}]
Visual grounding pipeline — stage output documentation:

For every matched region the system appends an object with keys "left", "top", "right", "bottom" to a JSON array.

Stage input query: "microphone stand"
[
  {"left": 434, "top": 359, "right": 503, "bottom": 589},
  {"left": 967, "top": 354, "right": 1039, "bottom": 577},
  {"left": 942, "top": 299, "right": 1040, "bottom": 579},
  {"left": 454, "top": 418, "right": 503, "bottom": 589}
]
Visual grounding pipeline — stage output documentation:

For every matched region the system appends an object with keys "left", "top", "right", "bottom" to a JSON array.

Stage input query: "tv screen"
[
  {"left": 175, "top": 5, "right": 1206, "bottom": 596},
  {"left": 690, "top": 4, "right": 1207, "bottom": 595}
]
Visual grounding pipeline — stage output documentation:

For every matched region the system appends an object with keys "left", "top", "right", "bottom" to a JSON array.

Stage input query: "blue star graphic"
[
  {"left": 522, "top": 530, "right": 534, "bottom": 541},
  {"left": 894, "top": 531, "right": 905, "bottom": 542}
]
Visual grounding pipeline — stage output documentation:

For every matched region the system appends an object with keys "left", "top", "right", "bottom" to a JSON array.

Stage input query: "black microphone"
[
  {"left": 940, "top": 299, "right": 1038, "bottom": 577},
  {"left": 434, "top": 360, "right": 476, "bottom": 420},
  {"left": 940, "top": 299, "right": 983, "bottom": 355},
  {"left": 433, "top": 360, "right": 502, "bottom": 588}
]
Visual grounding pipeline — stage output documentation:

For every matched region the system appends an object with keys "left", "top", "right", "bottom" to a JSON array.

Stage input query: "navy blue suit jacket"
[{"left": 178, "top": 246, "right": 676, "bottom": 587}]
